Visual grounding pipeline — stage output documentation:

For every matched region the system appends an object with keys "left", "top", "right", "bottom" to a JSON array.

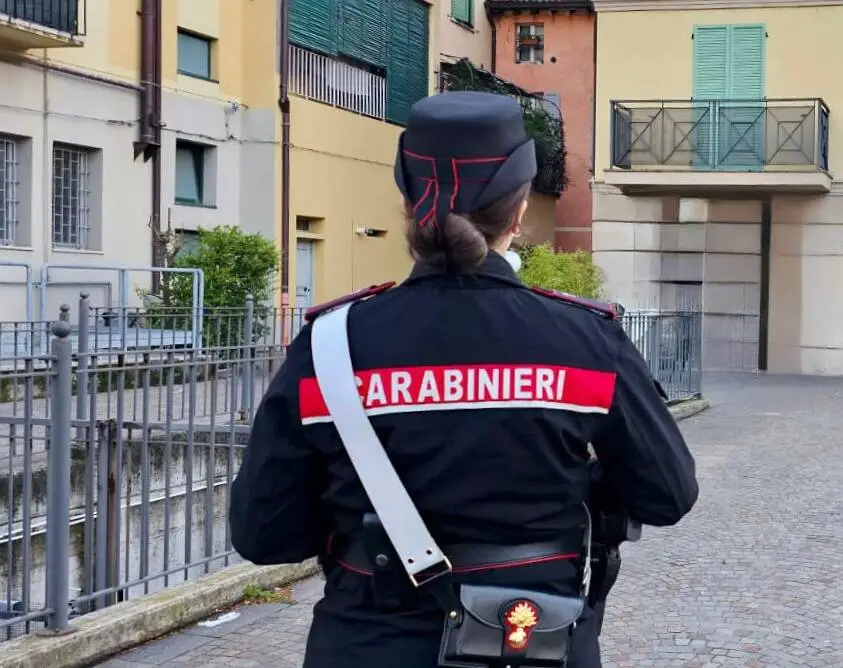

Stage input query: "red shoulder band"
[
  {"left": 304, "top": 281, "right": 396, "bottom": 323},
  {"left": 530, "top": 286, "right": 617, "bottom": 320}
]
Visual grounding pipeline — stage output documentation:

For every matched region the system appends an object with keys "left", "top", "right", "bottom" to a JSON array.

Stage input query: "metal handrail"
[
  {"left": 0, "top": 0, "right": 85, "bottom": 36},
  {"left": 609, "top": 97, "right": 829, "bottom": 172}
]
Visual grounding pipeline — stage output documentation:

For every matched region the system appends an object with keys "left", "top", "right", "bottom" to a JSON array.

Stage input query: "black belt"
[{"left": 329, "top": 535, "right": 584, "bottom": 577}]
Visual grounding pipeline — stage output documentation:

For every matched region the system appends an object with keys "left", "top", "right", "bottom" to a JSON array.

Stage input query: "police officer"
[{"left": 229, "top": 91, "right": 699, "bottom": 668}]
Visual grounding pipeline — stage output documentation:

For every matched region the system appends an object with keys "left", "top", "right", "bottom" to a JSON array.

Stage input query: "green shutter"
[
  {"left": 692, "top": 26, "right": 728, "bottom": 168},
  {"left": 692, "top": 24, "right": 766, "bottom": 170},
  {"left": 723, "top": 25, "right": 765, "bottom": 169},
  {"left": 386, "top": 0, "right": 429, "bottom": 126},
  {"left": 727, "top": 24, "right": 764, "bottom": 99},
  {"left": 289, "top": 0, "right": 338, "bottom": 55},
  {"left": 451, "top": 0, "right": 471, "bottom": 25},
  {"left": 692, "top": 25, "right": 728, "bottom": 99},
  {"left": 338, "top": 0, "right": 389, "bottom": 67}
]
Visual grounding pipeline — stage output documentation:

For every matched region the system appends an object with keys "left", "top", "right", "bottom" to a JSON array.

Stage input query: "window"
[
  {"left": 451, "top": 0, "right": 473, "bottom": 27},
  {"left": 0, "top": 136, "right": 20, "bottom": 246},
  {"left": 177, "top": 29, "right": 213, "bottom": 79},
  {"left": 516, "top": 24, "right": 544, "bottom": 64},
  {"left": 541, "top": 92, "right": 561, "bottom": 119},
  {"left": 174, "top": 229, "right": 200, "bottom": 257},
  {"left": 52, "top": 144, "right": 92, "bottom": 249},
  {"left": 175, "top": 141, "right": 205, "bottom": 205}
]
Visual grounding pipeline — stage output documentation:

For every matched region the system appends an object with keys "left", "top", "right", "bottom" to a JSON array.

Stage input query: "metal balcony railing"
[
  {"left": 0, "top": 0, "right": 83, "bottom": 35},
  {"left": 611, "top": 98, "right": 829, "bottom": 172},
  {"left": 289, "top": 45, "right": 387, "bottom": 120}
]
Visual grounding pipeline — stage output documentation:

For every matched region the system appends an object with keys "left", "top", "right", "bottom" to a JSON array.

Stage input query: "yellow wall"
[
  {"left": 595, "top": 5, "right": 843, "bottom": 180},
  {"left": 288, "top": 0, "right": 440, "bottom": 303},
  {"left": 43, "top": 0, "right": 277, "bottom": 109},
  {"left": 288, "top": 99, "right": 412, "bottom": 304}
]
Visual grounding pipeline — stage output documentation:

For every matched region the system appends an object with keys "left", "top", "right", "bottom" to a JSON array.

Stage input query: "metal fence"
[
  {"left": 0, "top": 296, "right": 305, "bottom": 638},
  {"left": 619, "top": 310, "right": 703, "bottom": 401},
  {"left": 0, "top": 296, "right": 702, "bottom": 639}
]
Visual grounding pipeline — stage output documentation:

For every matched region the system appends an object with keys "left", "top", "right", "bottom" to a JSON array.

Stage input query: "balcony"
[
  {"left": 606, "top": 98, "right": 831, "bottom": 195},
  {"left": 0, "top": 0, "right": 84, "bottom": 48},
  {"left": 289, "top": 45, "right": 387, "bottom": 121}
]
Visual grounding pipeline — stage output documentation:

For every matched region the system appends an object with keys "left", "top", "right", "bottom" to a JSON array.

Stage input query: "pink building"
[{"left": 488, "top": 1, "right": 595, "bottom": 251}]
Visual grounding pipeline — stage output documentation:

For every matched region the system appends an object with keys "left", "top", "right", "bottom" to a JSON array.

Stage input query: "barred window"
[
  {"left": 52, "top": 143, "right": 91, "bottom": 249},
  {"left": 0, "top": 136, "right": 20, "bottom": 246}
]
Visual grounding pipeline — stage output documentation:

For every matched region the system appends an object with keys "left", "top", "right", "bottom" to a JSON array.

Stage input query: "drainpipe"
[
  {"left": 590, "top": 8, "right": 597, "bottom": 175},
  {"left": 152, "top": 0, "right": 164, "bottom": 277},
  {"left": 137, "top": 0, "right": 164, "bottom": 292},
  {"left": 485, "top": 3, "right": 497, "bottom": 73},
  {"left": 279, "top": 0, "right": 292, "bottom": 343}
]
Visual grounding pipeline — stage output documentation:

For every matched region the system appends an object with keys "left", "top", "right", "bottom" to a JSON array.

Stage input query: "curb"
[
  {"left": 0, "top": 560, "right": 319, "bottom": 668},
  {"left": 669, "top": 397, "right": 711, "bottom": 421}
]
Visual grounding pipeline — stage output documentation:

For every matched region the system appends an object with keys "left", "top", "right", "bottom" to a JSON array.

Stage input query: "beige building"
[
  {"left": 0, "top": 0, "right": 278, "bottom": 321},
  {"left": 438, "top": 0, "right": 493, "bottom": 69},
  {"left": 592, "top": 0, "right": 842, "bottom": 375}
]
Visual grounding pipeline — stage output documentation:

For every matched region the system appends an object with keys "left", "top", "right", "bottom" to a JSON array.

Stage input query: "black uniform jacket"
[{"left": 229, "top": 251, "right": 699, "bottom": 569}]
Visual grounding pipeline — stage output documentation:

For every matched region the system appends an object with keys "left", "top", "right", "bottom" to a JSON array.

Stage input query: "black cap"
[{"left": 394, "top": 91, "right": 537, "bottom": 228}]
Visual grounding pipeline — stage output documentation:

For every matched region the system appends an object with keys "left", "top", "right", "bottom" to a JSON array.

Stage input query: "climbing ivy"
[{"left": 439, "top": 58, "right": 567, "bottom": 195}]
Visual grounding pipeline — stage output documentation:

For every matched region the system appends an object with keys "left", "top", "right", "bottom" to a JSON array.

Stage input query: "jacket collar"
[{"left": 405, "top": 250, "right": 524, "bottom": 287}]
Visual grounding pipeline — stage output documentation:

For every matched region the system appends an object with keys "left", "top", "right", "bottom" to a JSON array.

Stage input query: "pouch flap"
[{"left": 459, "top": 585, "right": 584, "bottom": 632}]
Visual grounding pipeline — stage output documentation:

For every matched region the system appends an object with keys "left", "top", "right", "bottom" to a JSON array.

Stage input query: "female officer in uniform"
[{"left": 229, "top": 91, "right": 699, "bottom": 668}]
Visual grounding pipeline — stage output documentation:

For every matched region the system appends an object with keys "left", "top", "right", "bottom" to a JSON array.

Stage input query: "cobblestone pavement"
[{"left": 97, "top": 373, "right": 843, "bottom": 667}]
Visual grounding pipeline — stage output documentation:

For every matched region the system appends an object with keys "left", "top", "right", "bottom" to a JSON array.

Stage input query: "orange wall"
[{"left": 493, "top": 11, "right": 595, "bottom": 251}]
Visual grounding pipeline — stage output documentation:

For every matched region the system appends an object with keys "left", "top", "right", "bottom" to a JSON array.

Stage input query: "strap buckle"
[{"left": 409, "top": 556, "right": 453, "bottom": 588}]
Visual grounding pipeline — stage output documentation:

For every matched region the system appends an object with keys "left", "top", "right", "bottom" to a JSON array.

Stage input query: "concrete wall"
[
  {"left": 0, "top": 60, "right": 152, "bottom": 319},
  {"left": 592, "top": 188, "right": 761, "bottom": 371},
  {"left": 769, "top": 190, "right": 843, "bottom": 375},
  {"left": 493, "top": 9, "right": 595, "bottom": 251},
  {"left": 0, "top": 441, "right": 244, "bottom": 616}
]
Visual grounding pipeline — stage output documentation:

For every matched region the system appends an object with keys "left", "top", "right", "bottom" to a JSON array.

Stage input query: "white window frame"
[
  {"left": 516, "top": 24, "right": 544, "bottom": 64},
  {"left": 0, "top": 135, "right": 20, "bottom": 247},
  {"left": 51, "top": 143, "right": 91, "bottom": 250}
]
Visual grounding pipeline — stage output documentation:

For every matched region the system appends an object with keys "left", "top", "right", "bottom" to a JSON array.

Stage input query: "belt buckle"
[{"left": 409, "top": 556, "right": 453, "bottom": 588}]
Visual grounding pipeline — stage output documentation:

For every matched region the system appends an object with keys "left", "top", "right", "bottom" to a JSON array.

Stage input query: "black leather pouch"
[{"left": 438, "top": 584, "right": 584, "bottom": 668}]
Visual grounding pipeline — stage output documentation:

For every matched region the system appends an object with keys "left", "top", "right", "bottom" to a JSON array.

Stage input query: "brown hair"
[{"left": 404, "top": 182, "right": 531, "bottom": 272}]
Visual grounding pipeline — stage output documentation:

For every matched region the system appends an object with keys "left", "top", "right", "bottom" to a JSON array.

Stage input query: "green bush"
[
  {"left": 517, "top": 243, "right": 604, "bottom": 300},
  {"left": 168, "top": 225, "right": 279, "bottom": 308},
  {"left": 144, "top": 226, "right": 280, "bottom": 348}
]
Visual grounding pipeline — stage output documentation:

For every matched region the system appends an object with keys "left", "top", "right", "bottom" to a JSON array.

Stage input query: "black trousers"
[{"left": 303, "top": 567, "right": 602, "bottom": 668}]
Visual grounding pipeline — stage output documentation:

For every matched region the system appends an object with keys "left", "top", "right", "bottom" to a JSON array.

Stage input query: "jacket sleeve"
[
  {"left": 229, "top": 327, "right": 328, "bottom": 564},
  {"left": 590, "top": 324, "right": 699, "bottom": 527}
]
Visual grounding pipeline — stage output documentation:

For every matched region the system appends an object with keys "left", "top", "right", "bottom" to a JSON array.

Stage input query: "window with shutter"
[
  {"left": 289, "top": 0, "right": 339, "bottom": 55},
  {"left": 692, "top": 24, "right": 765, "bottom": 170},
  {"left": 692, "top": 25, "right": 728, "bottom": 168},
  {"left": 338, "top": 0, "right": 389, "bottom": 67},
  {"left": 451, "top": 0, "right": 472, "bottom": 26},
  {"left": 386, "top": 0, "right": 430, "bottom": 126}
]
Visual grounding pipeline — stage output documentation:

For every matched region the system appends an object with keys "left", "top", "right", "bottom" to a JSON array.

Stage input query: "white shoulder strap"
[{"left": 310, "top": 303, "right": 451, "bottom": 584}]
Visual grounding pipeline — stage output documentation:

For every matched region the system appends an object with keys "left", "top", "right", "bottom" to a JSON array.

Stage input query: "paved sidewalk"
[{"left": 98, "top": 373, "right": 843, "bottom": 667}]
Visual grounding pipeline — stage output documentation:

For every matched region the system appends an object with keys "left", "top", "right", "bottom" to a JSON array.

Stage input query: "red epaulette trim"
[
  {"left": 530, "top": 286, "right": 617, "bottom": 320},
  {"left": 304, "top": 281, "right": 396, "bottom": 323}
]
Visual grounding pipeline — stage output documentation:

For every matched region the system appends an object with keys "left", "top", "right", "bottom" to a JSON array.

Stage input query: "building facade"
[
  {"left": 439, "top": 0, "right": 493, "bottom": 69},
  {"left": 592, "top": 0, "right": 842, "bottom": 375},
  {"left": 0, "top": 0, "right": 278, "bottom": 320},
  {"left": 285, "top": 0, "right": 437, "bottom": 309},
  {"left": 488, "top": 0, "right": 595, "bottom": 251}
]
